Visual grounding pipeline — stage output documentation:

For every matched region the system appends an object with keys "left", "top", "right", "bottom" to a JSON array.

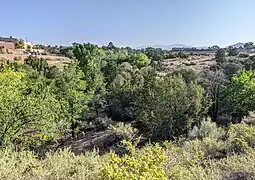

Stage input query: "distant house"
[
  {"left": 0, "top": 36, "right": 19, "bottom": 51},
  {"left": 0, "top": 37, "right": 19, "bottom": 44}
]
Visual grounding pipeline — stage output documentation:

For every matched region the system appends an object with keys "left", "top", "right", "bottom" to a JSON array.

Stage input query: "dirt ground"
[
  {"left": 160, "top": 54, "right": 216, "bottom": 73},
  {"left": 0, "top": 54, "right": 71, "bottom": 69}
]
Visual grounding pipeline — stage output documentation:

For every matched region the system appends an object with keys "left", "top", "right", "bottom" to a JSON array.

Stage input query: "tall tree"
[
  {"left": 0, "top": 68, "right": 64, "bottom": 148},
  {"left": 136, "top": 75, "right": 208, "bottom": 140},
  {"left": 244, "top": 42, "right": 254, "bottom": 50},
  {"left": 220, "top": 70, "right": 255, "bottom": 123},
  {"left": 73, "top": 43, "right": 105, "bottom": 95},
  {"left": 55, "top": 62, "right": 91, "bottom": 137},
  {"left": 215, "top": 48, "right": 227, "bottom": 65}
]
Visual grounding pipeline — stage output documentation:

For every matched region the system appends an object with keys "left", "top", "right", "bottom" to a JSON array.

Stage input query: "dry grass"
[{"left": 0, "top": 54, "right": 71, "bottom": 69}]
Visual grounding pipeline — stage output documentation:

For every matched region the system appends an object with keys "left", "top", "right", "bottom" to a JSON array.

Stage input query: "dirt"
[
  {"left": 0, "top": 54, "right": 71, "bottom": 69},
  {"left": 160, "top": 54, "right": 216, "bottom": 73}
]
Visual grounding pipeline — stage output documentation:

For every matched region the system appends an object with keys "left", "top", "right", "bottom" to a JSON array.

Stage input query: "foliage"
[
  {"left": 73, "top": 43, "right": 105, "bottom": 94},
  {"left": 215, "top": 48, "right": 227, "bottom": 64},
  {"left": 136, "top": 75, "right": 209, "bottom": 140},
  {"left": 172, "top": 68, "right": 200, "bottom": 84},
  {"left": 188, "top": 118, "right": 226, "bottom": 140},
  {"left": 228, "top": 124, "right": 255, "bottom": 153},
  {"left": 238, "top": 53, "right": 249, "bottom": 58},
  {"left": 15, "top": 39, "right": 25, "bottom": 49},
  {"left": 0, "top": 68, "right": 65, "bottom": 149},
  {"left": 220, "top": 70, "right": 255, "bottom": 123},
  {"left": 108, "top": 122, "right": 138, "bottom": 140},
  {"left": 24, "top": 56, "right": 49, "bottom": 75},
  {"left": 0, "top": 148, "right": 100, "bottom": 180},
  {"left": 227, "top": 46, "right": 239, "bottom": 56},
  {"left": 244, "top": 42, "right": 254, "bottom": 50},
  {"left": 99, "top": 142, "right": 167, "bottom": 180},
  {"left": 54, "top": 62, "right": 90, "bottom": 137}
]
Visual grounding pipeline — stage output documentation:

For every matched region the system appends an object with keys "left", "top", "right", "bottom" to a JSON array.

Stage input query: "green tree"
[
  {"left": 200, "top": 70, "right": 225, "bottom": 122},
  {"left": 220, "top": 70, "right": 255, "bottom": 123},
  {"left": 15, "top": 39, "right": 25, "bottom": 49},
  {"left": 244, "top": 42, "right": 254, "bottom": 50},
  {"left": 24, "top": 56, "right": 49, "bottom": 75},
  {"left": 215, "top": 48, "right": 227, "bottom": 65},
  {"left": 227, "top": 46, "right": 239, "bottom": 56},
  {"left": 73, "top": 43, "right": 105, "bottom": 95},
  {"left": 0, "top": 68, "right": 64, "bottom": 148},
  {"left": 55, "top": 62, "right": 90, "bottom": 137},
  {"left": 136, "top": 75, "right": 208, "bottom": 140},
  {"left": 129, "top": 52, "right": 150, "bottom": 68}
]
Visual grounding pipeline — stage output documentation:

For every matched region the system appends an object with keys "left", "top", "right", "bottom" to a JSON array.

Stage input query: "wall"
[{"left": 0, "top": 41, "right": 15, "bottom": 51}]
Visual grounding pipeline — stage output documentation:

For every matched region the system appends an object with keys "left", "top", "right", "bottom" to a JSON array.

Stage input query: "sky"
[{"left": 1, "top": 0, "right": 255, "bottom": 47}]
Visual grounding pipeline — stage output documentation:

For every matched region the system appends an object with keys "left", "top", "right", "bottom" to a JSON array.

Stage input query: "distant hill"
[
  {"left": 137, "top": 44, "right": 209, "bottom": 50},
  {"left": 227, "top": 42, "right": 245, "bottom": 48},
  {"left": 137, "top": 44, "right": 190, "bottom": 50},
  {"left": 137, "top": 42, "right": 246, "bottom": 50}
]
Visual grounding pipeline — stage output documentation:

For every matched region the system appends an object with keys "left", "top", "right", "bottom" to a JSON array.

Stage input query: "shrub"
[
  {"left": 182, "top": 138, "right": 227, "bottom": 160},
  {"left": 239, "top": 53, "right": 249, "bottom": 58},
  {"left": 228, "top": 124, "right": 255, "bottom": 153},
  {"left": 217, "top": 150, "right": 255, "bottom": 179},
  {"left": 99, "top": 142, "right": 167, "bottom": 180},
  {"left": 0, "top": 148, "right": 100, "bottom": 180},
  {"left": 108, "top": 122, "right": 138, "bottom": 141},
  {"left": 188, "top": 118, "right": 226, "bottom": 140},
  {"left": 136, "top": 75, "right": 209, "bottom": 140}
]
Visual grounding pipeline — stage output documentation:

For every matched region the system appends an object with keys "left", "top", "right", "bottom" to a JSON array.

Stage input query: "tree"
[
  {"left": 129, "top": 52, "right": 150, "bottom": 68},
  {"left": 26, "top": 45, "right": 31, "bottom": 52},
  {"left": 54, "top": 62, "right": 91, "bottom": 137},
  {"left": 220, "top": 70, "right": 255, "bottom": 123},
  {"left": 227, "top": 46, "right": 239, "bottom": 56},
  {"left": 215, "top": 48, "right": 226, "bottom": 64},
  {"left": 0, "top": 68, "right": 64, "bottom": 148},
  {"left": 15, "top": 39, "right": 25, "bottom": 49},
  {"left": 211, "top": 45, "right": 220, "bottom": 51},
  {"left": 200, "top": 70, "right": 225, "bottom": 122},
  {"left": 136, "top": 75, "right": 208, "bottom": 140},
  {"left": 107, "top": 62, "right": 151, "bottom": 122},
  {"left": 107, "top": 42, "right": 116, "bottom": 50},
  {"left": 24, "top": 56, "right": 49, "bottom": 75},
  {"left": 73, "top": 43, "right": 105, "bottom": 95},
  {"left": 244, "top": 42, "right": 254, "bottom": 50}
]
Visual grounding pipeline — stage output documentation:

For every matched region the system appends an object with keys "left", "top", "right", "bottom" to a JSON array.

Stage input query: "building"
[
  {"left": 0, "top": 37, "right": 19, "bottom": 44},
  {"left": 0, "top": 37, "right": 19, "bottom": 51},
  {"left": 0, "top": 41, "right": 16, "bottom": 51}
]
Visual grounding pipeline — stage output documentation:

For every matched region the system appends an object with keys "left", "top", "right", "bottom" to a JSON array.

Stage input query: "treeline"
[
  {"left": 1, "top": 43, "right": 255, "bottom": 147},
  {"left": 0, "top": 43, "right": 255, "bottom": 179}
]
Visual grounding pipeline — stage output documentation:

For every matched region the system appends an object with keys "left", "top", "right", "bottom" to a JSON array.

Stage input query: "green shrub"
[
  {"left": 136, "top": 75, "right": 209, "bottom": 140},
  {"left": 99, "top": 142, "right": 167, "bottom": 180},
  {"left": 108, "top": 122, "right": 138, "bottom": 140},
  {"left": 182, "top": 138, "right": 227, "bottom": 160},
  {"left": 188, "top": 118, "right": 226, "bottom": 140},
  {"left": 0, "top": 148, "right": 100, "bottom": 180},
  {"left": 217, "top": 150, "right": 255, "bottom": 179},
  {"left": 228, "top": 124, "right": 255, "bottom": 153},
  {"left": 238, "top": 53, "right": 249, "bottom": 58}
]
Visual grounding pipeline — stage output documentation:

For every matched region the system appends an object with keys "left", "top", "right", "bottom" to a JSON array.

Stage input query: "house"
[
  {"left": 0, "top": 41, "right": 16, "bottom": 51},
  {"left": 0, "top": 37, "right": 19, "bottom": 44},
  {"left": 0, "top": 36, "right": 19, "bottom": 51}
]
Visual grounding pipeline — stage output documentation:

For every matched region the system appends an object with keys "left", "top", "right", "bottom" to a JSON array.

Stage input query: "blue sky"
[{"left": 1, "top": 0, "right": 255, "bottom": 47}]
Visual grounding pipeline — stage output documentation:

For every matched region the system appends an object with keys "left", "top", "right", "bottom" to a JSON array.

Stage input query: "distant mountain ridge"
[
  {"left": 137, "top": 42, "right": 245, "bottom": 50},
  {"left": 137, "top": 44, "right": 208, "bottom": 50},
  {"left": 227, "top": 42, "right": 245, "bottom": 48}
]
